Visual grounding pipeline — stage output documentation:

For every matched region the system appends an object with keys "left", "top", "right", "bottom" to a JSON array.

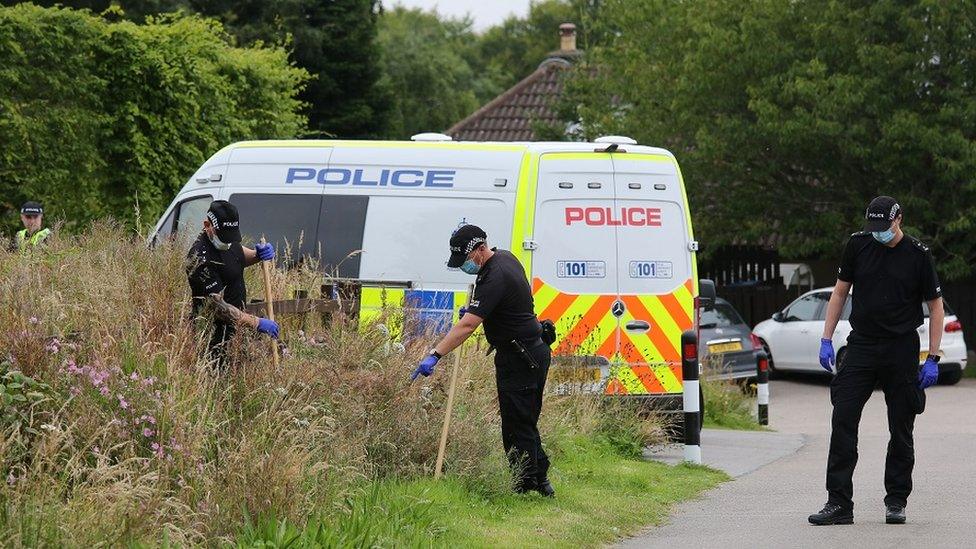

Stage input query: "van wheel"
[
  {"left": 760, "top": 340, "right": 777, "bottom": 379},
  {"left": 939, "top": 367, "right": 963, "bottom": 386}
]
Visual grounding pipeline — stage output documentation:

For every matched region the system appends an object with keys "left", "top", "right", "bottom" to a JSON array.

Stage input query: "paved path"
[{"left": 620, "top": 375, "right": 976, "bottom": 549}]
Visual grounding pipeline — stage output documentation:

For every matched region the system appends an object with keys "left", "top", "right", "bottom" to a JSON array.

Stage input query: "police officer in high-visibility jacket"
[
  {"left": 12, "top": 201, "right": 51, "bottom": 252},
  {"left": 412, "top": 224, "right": 555, "bottom": 497},
  {"left": 809, "top": 196, "right": 943, "bottom": 526}
]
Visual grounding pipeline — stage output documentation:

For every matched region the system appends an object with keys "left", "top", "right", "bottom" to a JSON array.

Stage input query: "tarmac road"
[{"left": 619, "top": 374, "right": 976, "bottom": 549}]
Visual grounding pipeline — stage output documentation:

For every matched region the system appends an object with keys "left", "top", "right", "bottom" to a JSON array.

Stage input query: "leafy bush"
[{"left": 0, "top": 4, "right": 308, "bottom": 236}]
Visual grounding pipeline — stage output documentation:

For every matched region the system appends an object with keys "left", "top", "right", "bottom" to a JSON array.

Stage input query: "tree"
[
  {"left": 4, "top": 0, "right": 392, "bottom": 138},
  {"left": 569, "top": 0, "right": 976, "bottom": 279},
  {"left": 0, "top": 4, "right": 307, "bottom": 234},
  {"left": 473, "top": 0, "right": 602, "bottom": 101},
  {"left": 376, "top": 7, "right": 483, "bottom": 138}
]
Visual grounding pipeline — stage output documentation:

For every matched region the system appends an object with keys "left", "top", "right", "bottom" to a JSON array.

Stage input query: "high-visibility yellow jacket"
[{"left": 15, "top": 227, "right": 51, "bottom": 251}]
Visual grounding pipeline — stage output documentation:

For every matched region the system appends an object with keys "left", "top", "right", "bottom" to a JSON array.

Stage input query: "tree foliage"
[
  {"left": 376, "top": 7, "right": 485, "bottom": 138},
  {"left": 474, "top": 0, "right": 601, "bottom": 94},
  {"left": 569, "top": 0, "right": 976, "bottom": 279},
  {"left": 6, "top": 0, "right": 391, "bottom": 138},
  {"left": 0, "top": 4, "right": 307, "bottom": 234}
]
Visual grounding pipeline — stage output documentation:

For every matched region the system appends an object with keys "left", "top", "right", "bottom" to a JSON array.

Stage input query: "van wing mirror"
[
  {"left": 698, "top": 279, "right": 716, "bottom": 310},
  {"left": 772, "top": 311, "right": 785, "bottom": 322}
]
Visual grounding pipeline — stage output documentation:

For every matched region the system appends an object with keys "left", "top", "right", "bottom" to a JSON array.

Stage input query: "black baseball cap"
[
  {"left": 205, "top": 200, "right": 242, "bottom": 243},
  {"left": 863, "top": 196, "right": 901, "bottom": 232},
  {"left": 447, "top": 224, "right": 487, "bottom": 268},
  {"left": 20, "top": 201, "right": 43, "bottom": 216}
]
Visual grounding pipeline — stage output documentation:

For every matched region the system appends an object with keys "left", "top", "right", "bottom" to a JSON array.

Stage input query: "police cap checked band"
[
  {"left": 809, "top": 196, "right": 943, "bottom": 527},
  {"left": 186, "top": 200, "right": 280, "bottom": 368},
  {"left": 412, "top": 224, "right": 557, "bottom": 497}
]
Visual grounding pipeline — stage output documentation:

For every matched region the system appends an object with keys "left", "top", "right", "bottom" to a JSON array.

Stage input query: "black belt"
[{"left": 489, "top": 337, "right": 544, "bottom": 369}]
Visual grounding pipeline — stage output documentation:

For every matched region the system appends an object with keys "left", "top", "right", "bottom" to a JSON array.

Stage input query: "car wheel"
[
  {"left": 760, "top": 339, "right": 777, "bottom": 379},
  {"left": 939, "top": 367, "right": 963, "bottom": 386}
]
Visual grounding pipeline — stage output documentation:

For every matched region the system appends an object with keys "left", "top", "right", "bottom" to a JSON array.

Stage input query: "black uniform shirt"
[
  {"left": 837, "top": 232, "right": 941, "bottom": 337},
  {"left": 466, "top": 249, "right": 541, "bottom": 346},
  {"left": 187, "top": 233, "right": 247, "bottom": 315}
]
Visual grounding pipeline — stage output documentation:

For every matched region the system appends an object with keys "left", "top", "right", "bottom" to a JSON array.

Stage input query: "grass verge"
[
  {"left": 237, "top": 438, "right": 728, "bottom": 548},
  {"left": 0, "top": 225, "right": 729, "bottom": 546}
]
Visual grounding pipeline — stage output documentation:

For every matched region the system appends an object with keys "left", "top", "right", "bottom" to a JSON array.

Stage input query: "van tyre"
[
  {"left": 939, "top": 367, "right": 963, "bottom": 386},
  {"left": 761, "top": 340, "right": 778, "bottom": 379}
]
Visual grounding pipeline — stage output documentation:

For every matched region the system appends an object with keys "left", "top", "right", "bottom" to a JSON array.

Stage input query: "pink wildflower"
[
  {"left": 143, "top": 428, "right": 154, "bottom": 438},
  {"left": 118, "top": 396, "right": 129, "bottom": 410},
  {"left": 99, "top": 386, "right": 110, "bottom": 397},
  {"left": 28, "top": 316, "right": 39, "bottom": 325}
]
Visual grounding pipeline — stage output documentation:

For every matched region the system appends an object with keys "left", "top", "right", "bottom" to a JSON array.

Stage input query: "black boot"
[
  {"left": 534, "top": 478, "right": 555, "bottom": 498},
  {"left": 808, "top": 503, "right": 853, "bottom": 525},
  {"left": 885, "top": 505, "right": 906, "bottom": 524}
]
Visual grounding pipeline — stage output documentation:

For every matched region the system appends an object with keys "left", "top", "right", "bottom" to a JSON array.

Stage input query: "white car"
[{"left": 753, "top": 287, "right": 968, "bottom": 384}]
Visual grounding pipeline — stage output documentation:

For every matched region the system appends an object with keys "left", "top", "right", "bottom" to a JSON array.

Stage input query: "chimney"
[{"left": 559, "top": 23, "right": 577, "bottom": 52}]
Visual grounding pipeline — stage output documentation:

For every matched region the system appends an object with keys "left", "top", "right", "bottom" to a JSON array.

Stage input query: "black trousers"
[
  {"left": 826, "top": 332, "right": 925, "bottom": 510},
  {"left": 494, "top": 340, "right": 552, "bottom": 489}
]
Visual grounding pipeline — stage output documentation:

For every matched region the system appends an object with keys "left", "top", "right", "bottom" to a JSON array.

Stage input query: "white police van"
[{"left": 153, "top": 135, "right": 712, "bottom": 400}]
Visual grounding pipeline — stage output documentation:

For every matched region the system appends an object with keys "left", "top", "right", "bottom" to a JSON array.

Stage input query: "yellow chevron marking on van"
[
  {"left": 611, "top": 363, "right": 647, "bottom": 395},
  {"left": 653, "top": 364, "right": 683, "bottom": 393}
]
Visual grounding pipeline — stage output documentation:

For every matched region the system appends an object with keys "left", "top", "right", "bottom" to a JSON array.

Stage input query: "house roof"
[{"left": 447, "top": 53, "right": 580, "bottom": 142}]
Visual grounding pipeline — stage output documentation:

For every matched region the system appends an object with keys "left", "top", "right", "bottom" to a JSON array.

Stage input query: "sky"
[{"left": 388, "top": 0, "right": 532, "bottom": 31}]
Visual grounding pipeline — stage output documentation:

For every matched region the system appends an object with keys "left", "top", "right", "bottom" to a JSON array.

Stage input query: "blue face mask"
[
  {"left": 872, "top": 229, "right": 895, "bottom": 244},
  {"left": 460, "top": 259, "right": 480, "bottom": 275}
]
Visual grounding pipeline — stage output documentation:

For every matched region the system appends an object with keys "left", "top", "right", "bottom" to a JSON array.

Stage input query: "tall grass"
[
  {"left": 700, "top": 357, "right": 759, "bottom": 430},
  {"left": 0, "top": 224, "right": 665, "bottom": 546}
]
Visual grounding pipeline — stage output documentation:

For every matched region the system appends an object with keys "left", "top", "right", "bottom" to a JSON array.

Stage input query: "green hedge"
[{"left": 0, "top": 4, "right": 308, "bottom": 234}]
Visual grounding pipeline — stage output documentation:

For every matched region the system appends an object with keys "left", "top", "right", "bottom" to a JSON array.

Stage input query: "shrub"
[{"left": 0, "top": 4, "right": 308, "bottom": 236}]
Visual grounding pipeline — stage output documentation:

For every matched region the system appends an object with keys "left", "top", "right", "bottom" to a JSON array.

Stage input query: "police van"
[{"left": 152, "top": 134, "right": 714, "bottom": 404}]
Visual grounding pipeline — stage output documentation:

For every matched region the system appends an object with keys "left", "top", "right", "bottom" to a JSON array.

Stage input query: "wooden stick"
[
  {"left": 260, "top": 237, "right": 279, "bottom": 368},
  {"left": 434, "top": 283, "right": 475, "bottom": 480},
  {"left": 434, "top": 348, "right": 462, "bottom": 480}
]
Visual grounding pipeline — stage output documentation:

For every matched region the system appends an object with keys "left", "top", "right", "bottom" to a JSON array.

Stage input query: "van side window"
[
  {"left": 173, "top": 196, "right": 214, "bottom": 246},
  {"left": 153, "top": 195, "right": 211, "bottom": 247},
  {"left": 230, "top": 193, "right": 323, "bottom": 263},
  {"left": 228, "top": 194, "right": 369, "bottom": 277}
]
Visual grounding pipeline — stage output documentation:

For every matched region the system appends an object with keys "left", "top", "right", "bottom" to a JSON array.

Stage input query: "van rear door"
[
  {"left": 531, "top": 153, "right": 620, "bottom": 369},
  {"left": 609, "top": 153, "right": 694, "bottom": 394}
]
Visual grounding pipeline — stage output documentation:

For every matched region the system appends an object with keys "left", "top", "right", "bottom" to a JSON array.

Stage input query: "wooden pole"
[
  {"left": 260, "top": 237, "right": 279, "bottom": 368},
  {"left": 434, "top": 349, "right": 462, "bottom": 480},
  {"left": 434, "top": 283, "right": 475, "bottom": 480}
]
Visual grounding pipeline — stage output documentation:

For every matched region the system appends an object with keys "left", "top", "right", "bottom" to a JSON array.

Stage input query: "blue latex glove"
[
  {"left": 411, "top": 354, "right": 439, "bottom": 381},
  {"left": 918, "top": 357, "right": 939, "bottom": 389},
  {"left": 257, "top": 317, "right": 279, "bottom": 339},
  {"left": 255, "top": 242, "right": 275, "bottom": 261},
  {"left": 458, "top": 306, "right": 467, "bottom": 319},
  {"left": 819, "top": 338, "right": 835, "bottom": 372}
]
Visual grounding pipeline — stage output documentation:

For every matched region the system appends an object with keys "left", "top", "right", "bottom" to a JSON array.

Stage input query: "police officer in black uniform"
[
  {"left": 809, "top": 196, "right": 943, "bottom": 526},
  {"left": 187, "top": 200, "right": 280, "bottom": 368},
  {"left": 412, "top": 224, "right": 555, "bottom": 497}
]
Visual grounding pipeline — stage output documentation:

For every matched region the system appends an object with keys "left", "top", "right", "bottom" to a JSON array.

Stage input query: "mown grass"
[{"left": 0, "top": 224, "right": 727, "bottom": 547}]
